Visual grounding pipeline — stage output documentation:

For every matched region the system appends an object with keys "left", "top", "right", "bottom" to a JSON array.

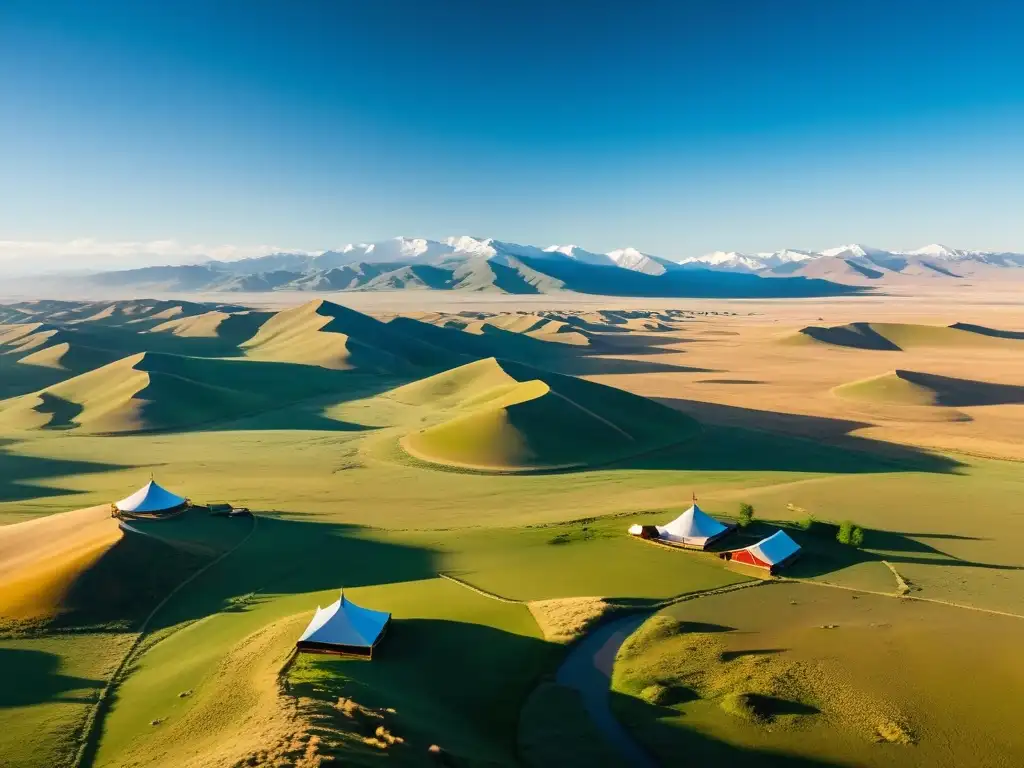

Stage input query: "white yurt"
[
  {"left": 629, "top": 502, "right": 734, "bottom": 549},
  {"left": 296, "top": 592, "right": 391, "bottom": 658},
  {"left": 112, "top": 479, "right": 189, "bottom": 518}
]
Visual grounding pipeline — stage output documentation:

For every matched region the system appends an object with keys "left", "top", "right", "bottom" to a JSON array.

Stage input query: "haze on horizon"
[{"left": 2, "top": 0, "right": 1022, "bottom": 273}]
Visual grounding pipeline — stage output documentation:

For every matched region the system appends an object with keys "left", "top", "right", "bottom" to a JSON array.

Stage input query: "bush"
[
  {"left": 795, "top": 515, "right": 816, "bottom": 531},
  {"left": 640, "top": 683, "right": 671, "bottom": 705},
  {"left": 837, "top": 520, "right": 865, "bottom": 548},
  {"left": 738, "top": 503, "right": 754, "bottom": 528}
]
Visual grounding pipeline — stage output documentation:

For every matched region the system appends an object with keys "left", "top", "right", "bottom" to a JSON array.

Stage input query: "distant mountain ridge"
[
  {"left": 38, "top": 235, "right": 862, "bottom": 299},
  {"left": 25, "top": 235, "right": 1024, "bottom": 297},
  {"left": 679, "top": 242, "right": 1024, "bottom": 282}
]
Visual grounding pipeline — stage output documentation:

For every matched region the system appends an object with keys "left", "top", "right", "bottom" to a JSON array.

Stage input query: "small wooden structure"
[{"left": 719, "top": 530, "right": 802, "bottom": 574}]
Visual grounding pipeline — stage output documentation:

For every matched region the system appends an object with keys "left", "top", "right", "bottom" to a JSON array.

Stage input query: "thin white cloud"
[{"left": 0, "top": 238, "right": 319, "bottom": 275}]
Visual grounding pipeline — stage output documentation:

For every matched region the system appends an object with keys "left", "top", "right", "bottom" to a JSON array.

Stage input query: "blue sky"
[{"left": 1, "top": 0, "right": 1022, "bottom": 266}]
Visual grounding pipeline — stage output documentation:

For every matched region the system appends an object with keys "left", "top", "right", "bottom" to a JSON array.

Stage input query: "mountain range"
[
  {"left": 16, "top": 236, "right": 1024, "bottom": 298},
  {"left": 679, "top": 242, "right": 1024, "bottom": 283}
]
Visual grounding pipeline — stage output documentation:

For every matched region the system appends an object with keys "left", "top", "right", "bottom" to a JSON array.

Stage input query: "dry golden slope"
[
  {"left": 794, "top": 321, "right": 1024, "bottom": 352},
  {"left": 0, "top": 505, "right": 120, "bottom": 620}
]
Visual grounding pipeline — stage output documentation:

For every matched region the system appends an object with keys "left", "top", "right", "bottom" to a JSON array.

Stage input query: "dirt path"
[
  {"left": 73, "top": 514, "right": 259, "bottom": 768},
  {"left": 555, "top": 612, "right": 658, "bottom": 767}
]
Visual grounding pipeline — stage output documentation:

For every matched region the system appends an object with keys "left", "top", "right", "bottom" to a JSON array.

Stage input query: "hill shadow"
[
  {"left": 649, "top": 398, "right": 961, "bottom": 474},
  {"left": 895, "top": 370, "right": 1024, "bottom": 407},
  {"left": 0, "top": 648, "right": 102, "bottom": 707},
  {"left": 26, "top": 524, "right": 211, "bottom": 634},
  {"left": 764, "top": 522, "right": 1024, "bottom": 580},
  {"left": 0, "top": 356, "right": 83, "bottom": 399},
  {"left": 145, "top": 516, "right": 443, "bottom": 631},
  {"left": 291, "top": 618, "right": 558, "bottom": 764},
  {"left": 0, "top": 441, "right": 130, "bottom": 505},
  {"left": 950, "top": 322, "right": 1024, "bottom": 340},
  {"left": 609, "top": 690, "right": 841, "bottom": 767},
  {"left": 388, "top": 316, "right": 711, "bottom": 377},
  {"left": 516, "top": 256, "right": 861, "bottom": 299},
  {"left": 27, "top": 515, "right": 443, "bottom": 636},
  {"left": 798, "top": 323, "right": 902, "bottom": 351},
  {"left": 554, "top": 356, "right": 717, "bottom": 376},
  {"left": 608, "top": 420, "right": 958, "bottom": 477}
]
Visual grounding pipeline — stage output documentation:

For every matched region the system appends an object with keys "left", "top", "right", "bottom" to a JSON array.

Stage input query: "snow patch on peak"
[
  {"left": 445, "top": 235, "right": 496, "bottom": 257},
  {"left": 545, "top": 244, "right": 615, "bottom": 266},
  {"left": 820, "top": 243, "right": 890, "bottom": 259},
  {"left": 607, "top": 247, "right": 679, "bottom": 275},
  {"left": 902, "top": 243, "right": 967, "bottom": 260}
]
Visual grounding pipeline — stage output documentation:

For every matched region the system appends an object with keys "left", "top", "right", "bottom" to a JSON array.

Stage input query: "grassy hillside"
[
  {"left": 241, "top": 299, "right": 455, "bottom": 371},
  {"left": 147, "top": 309, "right": 274, "bottom": 342},
  {"left": 611, "top": 583, "right": 1024, "bottom": 768},
  {"left": 395, "top": 358, "right": 701, "bottom": 471},
  {"left": 0, "top": 351, "right": 368, "bottom": 434}
]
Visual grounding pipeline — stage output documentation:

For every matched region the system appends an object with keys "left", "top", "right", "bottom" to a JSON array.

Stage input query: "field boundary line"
[
  {"left": 881, "top": 560, "right": 911, "bottom": 595},
  {"left": 438, "top": 572, "right": 525, "bottom": 603},
  {"left": 72, "top": 514, "right": 260, "bottom": 768},
  {"left": 440, "top": 570, "right": 763, "bottom": 610},
  {"left": 651, "top": 578, "right": 765, "bottom": 609},
  {"left": 779, "top": 576, "right": 1024, "bottom": 620}
]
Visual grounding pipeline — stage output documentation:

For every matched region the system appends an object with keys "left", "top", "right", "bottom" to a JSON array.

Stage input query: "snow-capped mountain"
[
  {"left": 819, "top": 244, "right": 893, "bottom": 260},
  {"left": 607, "top": 247, "right": 681, "bottom": 276},
  {"left": 901, "top": 243, "right": 970, "bottom": 260},
  {"left": 543, "top": 244, "right": 616, "bottom": 266},
  {"left": 681, "top": 242, "right": 1024, "bottom": 279},
  {"left": 315, "top": 237, "right": 456, "bottom": 269},
  {"left": 680, "top": 249, "right": 814, "bottom": 273},
  {"left": 41, "top": 233, "right": 1024, "bottom": 297}
]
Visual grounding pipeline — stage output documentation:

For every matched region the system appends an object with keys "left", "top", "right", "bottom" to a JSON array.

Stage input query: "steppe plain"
[{"left": 1, "top": 282, "right": 1023, "bottom": 768}]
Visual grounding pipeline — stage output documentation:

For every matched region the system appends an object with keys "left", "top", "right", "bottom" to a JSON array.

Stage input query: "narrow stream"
[{"left": 556, "top": 612, "right": 659, "bottom": 768}]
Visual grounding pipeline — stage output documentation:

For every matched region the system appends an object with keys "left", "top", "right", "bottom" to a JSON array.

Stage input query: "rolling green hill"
[
  {"left": 241, "top": 299, "right": 456, "bottom": 371},
  {"left": 0, "top": 351, "right": 363, "bottom": 434},
  {"left": 393, "top": 357, "right": 700, "bottom": 471}
]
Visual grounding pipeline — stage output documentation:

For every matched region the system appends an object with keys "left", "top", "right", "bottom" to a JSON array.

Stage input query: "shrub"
[
  {"left": 795, "top": 515, "right": 816, "bottom": 531},
  {"left": 738, "top": 503, "right": 754, "bottom": 528},
  {"left": 720, "top": 692, "right": 766, "bottom": 722},
  {"left": 837, "top": 520, "right": 865, "bottom": 548},
  {"left": 640, "top": 683, "right": 671, "bottom": 705}
]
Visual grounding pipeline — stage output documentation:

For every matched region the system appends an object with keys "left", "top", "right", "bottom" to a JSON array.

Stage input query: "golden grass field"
[{"left": 0, "top": 286, "right": 1022, "bottom": 767}]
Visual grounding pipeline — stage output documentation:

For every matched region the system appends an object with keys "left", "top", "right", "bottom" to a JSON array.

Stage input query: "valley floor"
[{"left": 1, "top": 288, "right": 1023, "bottom": 767}]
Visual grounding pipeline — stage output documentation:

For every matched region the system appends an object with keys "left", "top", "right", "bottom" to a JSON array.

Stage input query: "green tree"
[
  {"left": 837, "top": 520, "right": 865, "bottom": 547},
  {"left": 837, "top": 520, "right": 854, "bottom": 545},
  {"left": 738, "top": 502, "right": 755, "bottom": 528}
]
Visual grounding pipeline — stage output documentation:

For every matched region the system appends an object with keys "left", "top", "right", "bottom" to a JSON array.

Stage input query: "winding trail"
[
  {"left": 555, "top": 613, "right": 658, "bottom": 768},
  {"left": 72, "top": 514, "right": 259, "bottom": 768}
]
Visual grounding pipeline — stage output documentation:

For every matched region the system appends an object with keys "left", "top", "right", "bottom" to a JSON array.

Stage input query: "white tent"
[
  {"left": 296, "top": 592, "right": 391, "bottom": 657},
  {"left": 721, "top": 530, "right": 802, "bottom": 573},
  {"left": 113, "top": 480, "right": 188, "bottom": 516},
  {"left": 637, "top": 504, "right": 732, "bottom": 549}
]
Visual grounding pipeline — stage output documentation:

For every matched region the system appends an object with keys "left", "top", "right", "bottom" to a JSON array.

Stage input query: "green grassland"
[
  {"left": 1, "top": 299, "right": 1023, "bottom": 767},
  {"left": 611, "top": 583, "right": 1024, "bottom": 767},
  {"left": 396, "top": 357, "right": 701, "bottom": 471}
]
